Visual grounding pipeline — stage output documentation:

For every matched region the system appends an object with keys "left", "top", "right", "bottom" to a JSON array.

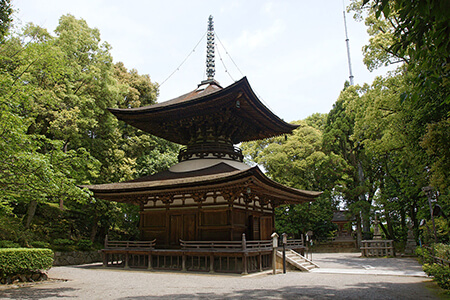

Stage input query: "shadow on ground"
[
  {"left": 115, "top": 282, "right": 434, "bottom": 300},
  {"left": 1, "top": 287, "right": 78, "bottom": 299}
]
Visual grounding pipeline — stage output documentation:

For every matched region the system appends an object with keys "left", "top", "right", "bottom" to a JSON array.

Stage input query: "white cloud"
[{"left": 233, "top": 18, "right": 285, "bottom": 50}]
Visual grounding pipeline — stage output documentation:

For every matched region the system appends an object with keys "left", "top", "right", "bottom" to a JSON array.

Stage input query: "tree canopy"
[
  {"left": 242, "top": 0, "right": 449, "bottom": 246},
  {"left": 0, "top": 13, "right": 179, "bottom": 247}
]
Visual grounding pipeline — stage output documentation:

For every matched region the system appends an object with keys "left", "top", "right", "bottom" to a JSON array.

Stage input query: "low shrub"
[
  {"left": 31, "top": 241, "right": 50, "bottom": 249},
  {"left": 0, "top": 240, "right": 21, "bottom": 248},
  {"left": 423, "top": 263, "right": 450, "bottom": 291},
  {"left": 433, "top": 244, "right": 450, "bottom": 261},
  {"left": 76, "top": 239, "right": 93, "bottom": 251},
  {"left": 0, "top": 248, "right": 54, "bottom": 279},
  {"left": 416, "top": 247, "right": 432, "bottom": 264},
  {"left": 52, "top": 238, "right": 75, "bottom": 251}
]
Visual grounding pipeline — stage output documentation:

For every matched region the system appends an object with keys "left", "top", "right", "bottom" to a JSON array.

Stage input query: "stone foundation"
[{"left": 53, "top": 251, "right": 102, "bottom": 266}]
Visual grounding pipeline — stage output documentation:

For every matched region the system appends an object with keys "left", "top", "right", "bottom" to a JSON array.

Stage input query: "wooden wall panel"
[
  {"left": 183, "top": 214, "right": 196, "bottom": 241},
  {"left": 233, "top": 210, "right": 247, "bottom": 226},
  {"left": 170, "top": 215, "right": 183, "bottom": 246},
  {"left": 141, "top": 230, "right": 166, "bottom": 243},
  {"left": 260, "top": 216, "right": 273, "bottom": 240},
  {"left": 201, "top": 230, "right": 230, "bottom": 241},
  {"left": 201, "top": 210, "right": 228, "bottom": 226},
  {"left": 142, "top": 211, "right": 166, "bottom": 228}
]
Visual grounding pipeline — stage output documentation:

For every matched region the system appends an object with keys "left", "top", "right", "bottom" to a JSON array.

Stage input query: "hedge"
[
  {"left": 416, "top": 244, "right": 450, "bottom": 292},
  {"left": 0, "top": 248, "right": 54, "bottom": 278},
  {"left": 423, "top": 263, "right": 450, "bottom": 291}
]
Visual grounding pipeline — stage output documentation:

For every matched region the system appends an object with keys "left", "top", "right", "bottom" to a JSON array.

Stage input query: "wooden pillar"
[
  {"left": 124, "top": 252, "right": 129, "bottom": 269},
  {"left": 182, "top": 253, "right": 186, "bottom": 271},
  {"left": 209, "top": 254, "right": 214, "bottom": 273},
  {"left": 242, "top": 254, "right": 248, "bottom": 275},
  {"left": 148, "top": 253, "right": 153, "bottom": 270},
  {"left": 229, "top": 198, "right": 234, "bottom": 241},
  {"left": 259, "top": 253, "right": 263, "bottom": 272},
  {"left": 241, "top": 233, "right": 248, "bottom": 275},
  {"left": 271, "top": 232, "right": 279, "bottom": 275},
  {"left": 102, "top": 252, "right": 108, "bottom": 268}
]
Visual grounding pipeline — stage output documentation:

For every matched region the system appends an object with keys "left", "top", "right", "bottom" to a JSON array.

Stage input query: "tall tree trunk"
[
  {"left": 386, "top": 212, "right": 395, "bottom": 240},
  {"left": 356, "top": 214, "right": 362, "bottom": 247},
  {"left": 357, "top": 160, "right": 372, "bottom": 238},
  {"left": 400, "top": 206, "right": 406, "bottom": 236},
  {"left": 24, "top": 200, "right": 38, "bottom": 229},
  {"left": 379, "top": 221, "right": 390, "bottom": 239},
  {"left": 90, "top": 217, "right": 98, "bottom": 243}
]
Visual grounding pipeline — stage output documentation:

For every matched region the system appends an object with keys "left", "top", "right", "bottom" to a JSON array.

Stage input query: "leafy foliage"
[
  {"left": 418, "top": 244, "right": 450, "bottom": 292},
  {"left": 0, "top": 0, "right": 12, "bottom": 39},
  {"left": 242, "top": 116, "right": 344, "bottom": 239},
  {"left": 0, "top": 241, "right": 21, "bottom": 248},
  {"left": 362, "top": 0, "right": 450, "bottom": 104},
  {"left": 0, "top": 11, "right": 178, "bottom": 247},
  {"left": 423, "top": 263, "right": 450, "bottom": 291}
]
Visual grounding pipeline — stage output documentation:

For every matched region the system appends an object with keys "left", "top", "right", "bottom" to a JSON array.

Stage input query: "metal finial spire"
[{"left": 206, "top": 15, "right": 215, "bottom": 80}]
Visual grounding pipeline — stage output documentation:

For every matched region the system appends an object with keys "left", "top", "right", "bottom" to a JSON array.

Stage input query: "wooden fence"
[
  {"left": 424, "top": 246, "right": 450, "bottom": 267},
  {"left": 360, "top": 240, "right": 395, "bottom": 257}
]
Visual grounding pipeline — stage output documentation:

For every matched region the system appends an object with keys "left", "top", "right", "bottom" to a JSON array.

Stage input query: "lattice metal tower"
[{"left": 343, "top": 7, "right": 354, "bottom": 85}]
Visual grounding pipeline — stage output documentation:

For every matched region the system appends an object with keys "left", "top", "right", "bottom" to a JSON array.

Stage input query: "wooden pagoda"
[{"left": 83, "top": 16, "right": 321, "bottom": 273}]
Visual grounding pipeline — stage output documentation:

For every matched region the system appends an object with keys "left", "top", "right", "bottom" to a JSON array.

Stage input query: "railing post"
[
  {"left": 182, "top": 254, "right": 186, "bottom": 271},
  {"left": 103, "top": 252, "right": 108, "bottom": 268},
  {"left": 209, "top": 254, "right": 214, "bottom": 273},
  {"left": 124, "top": 252, "right": 129, "bottom": 269},
  {"left": 259, "top": 253, "right": 263, "bottom": 272},
  {"left": 271, "top": 232, "right": 279, "bottom": 275},
  {"left": 282, "top": 233, "right": 287, "bottom": 274},
  {"left": 148, "top": 253, "right": 153, "bottom": 270},
  {"left": 242, "top": 254, "right": 248, "bottom": 275},
  {"left": 104, "top": 235, "right": 108, "bottom": 249},
  {"left": 242, "top": 234, "right": 248, "bottom": 275}
]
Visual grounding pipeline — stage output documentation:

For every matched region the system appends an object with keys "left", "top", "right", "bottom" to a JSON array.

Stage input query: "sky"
[{"left": 12, "top": 0, "right": 390, "bottom": 122}]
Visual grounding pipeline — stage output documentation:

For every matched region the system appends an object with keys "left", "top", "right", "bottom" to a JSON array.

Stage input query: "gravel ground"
[{"left": 0, "top": 253, "right": 443, "bottom": 300}]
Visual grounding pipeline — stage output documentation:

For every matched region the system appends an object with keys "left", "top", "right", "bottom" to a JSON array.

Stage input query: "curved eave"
[
  {"left": 108, "top": 77, "right": 298, "bottom": 144},
  {"left": 82, "top": 166, "right": 321, "bottom": 205}
]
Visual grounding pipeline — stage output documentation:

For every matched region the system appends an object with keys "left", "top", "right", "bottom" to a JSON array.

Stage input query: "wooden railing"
[
  {"left": 101, "top": 234, "right": 307, "bottom": 274},
  {"left": 180, "top": 238, "right": 272, "bottom": 251},
  {"left": 424, "top": 246, "right": 450, "bottom": 267},
  {"left": 246, "top": 240, "right": 272, "bottom": 250},
  {"left": 104, "top": 236, "right": 156, "bottom": 249},
  {"left": 285, "top": 238, "right": 305, "bottom": 249}
]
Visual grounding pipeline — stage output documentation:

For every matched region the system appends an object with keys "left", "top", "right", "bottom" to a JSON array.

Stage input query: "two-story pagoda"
[{"left": 84, "top": 16, "right": 321, "bottom": 251}]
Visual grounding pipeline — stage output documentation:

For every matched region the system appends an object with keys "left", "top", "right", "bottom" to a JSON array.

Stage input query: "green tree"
[
  {"left": 349, "top": 0, "right": 449, "bottom": 244},
  {"left": 0, "top": 0, "right": 12, "bottom": 39},
  {"left": 0, "top": 13, "right": 179, "bottom": 245},
  {"left": 362, "top": 0, "right": 449, "bottom": 104},
  {"left": 242, "top": 117, "right": 347, "bottom": 239}
]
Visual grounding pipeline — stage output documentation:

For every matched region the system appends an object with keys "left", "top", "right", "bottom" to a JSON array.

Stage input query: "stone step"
[{"left": 277, "top": 250, "right": 320, "bottom": 272}]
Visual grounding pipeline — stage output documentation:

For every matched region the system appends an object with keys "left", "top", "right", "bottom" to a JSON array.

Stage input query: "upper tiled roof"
[{"left": 108, "top": 77, "right": 298, "bottom": 145}]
